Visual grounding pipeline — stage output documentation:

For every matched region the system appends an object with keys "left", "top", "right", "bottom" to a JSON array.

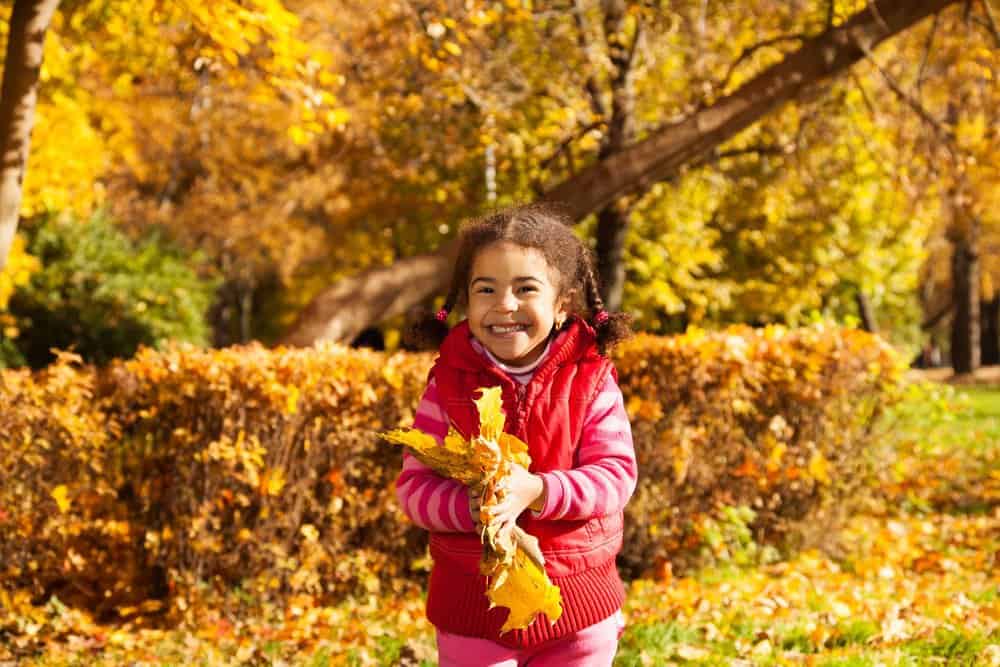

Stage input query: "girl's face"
[{"left": 467, "top": 241, "right": 569, "bottom": 366}]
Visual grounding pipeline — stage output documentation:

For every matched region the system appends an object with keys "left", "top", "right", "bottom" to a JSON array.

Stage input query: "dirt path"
[{"left": 907, "top": 364, "right": 1000, "bottom": 387}]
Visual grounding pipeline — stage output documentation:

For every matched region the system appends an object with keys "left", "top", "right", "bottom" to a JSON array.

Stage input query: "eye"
[
  {"left": 474, "top": 286, "right": 494, "bottom": 294},
  {"left": 518, "top": 285, "right": 538, "bottom": 294}
]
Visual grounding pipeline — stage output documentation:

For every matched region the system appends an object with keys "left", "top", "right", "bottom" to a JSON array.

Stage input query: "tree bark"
[
  {"left": 281, "top": 0, "right": 959, "bottom": 346},
  {"left": 950, "top": 229, "right": 980, "bottom": 374},
  {"left": 981, "top": 295, "right": 999, "bottom": 366},
  {"left": 0, "top": 0, "right": 61, "bottom": 273},
  {"left": 595, "top": 203, "right": 629, "bottom": 311},
  {"left": 593, "top": 0, "right": 637, "bottom": 311},
  {"left": 855, "top": 290, "right": 877, "bottom": 333},
  {"left": 280, "top": 250, "right": 454, "bottom": 347}
]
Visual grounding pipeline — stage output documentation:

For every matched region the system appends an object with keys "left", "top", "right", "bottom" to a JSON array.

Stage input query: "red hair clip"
[
  {"left": 435, "top": 308, "right": 449, "bottom": 322},
  {"left": 594, "top": 310, "right": 609, "bottom": 325}
]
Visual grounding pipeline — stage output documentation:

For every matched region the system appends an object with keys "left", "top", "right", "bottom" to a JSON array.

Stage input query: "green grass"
[
  {"left": 900, "top": 627, "right": 995, "bottom": 665},
  {"left": 945, "top": 387, "right": 1000, "bottom": 452},
  {"left": 615, "top": 622, "right": 728, "bottom": 666},
  {"left": 883, "top": 383, "right": 1000, "bottom": 454},
  {"left": 831, "top": 620, "right": 879, "bottom": 648}
]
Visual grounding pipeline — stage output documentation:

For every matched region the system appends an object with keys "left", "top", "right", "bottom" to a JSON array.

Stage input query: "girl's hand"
[
  {"left": 468, "top": 483, "right": 485, "bottom": 534},
  {"left": 487, "top": 463, "right": 545, "bottom": 531}
]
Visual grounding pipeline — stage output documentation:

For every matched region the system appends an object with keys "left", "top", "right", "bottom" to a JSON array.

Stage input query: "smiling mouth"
[{"left": 488, "top": 324, "right": 527, "bottom": 334}]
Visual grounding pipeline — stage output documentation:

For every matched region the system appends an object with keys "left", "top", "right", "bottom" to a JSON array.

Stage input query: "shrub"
[
  {"left": 1, "top": 212, "right": 217, "bottom": 368},
  {"left": 0, "top": 324, "right": 902, "bottom": 621},
  {"left": 614, "top": 324, "right": 903, "bottom": 576}
]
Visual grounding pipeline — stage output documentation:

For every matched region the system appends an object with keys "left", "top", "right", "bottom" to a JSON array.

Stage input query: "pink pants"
[{"left": 436, "top": 610, "right": 625, "bottom": 667}]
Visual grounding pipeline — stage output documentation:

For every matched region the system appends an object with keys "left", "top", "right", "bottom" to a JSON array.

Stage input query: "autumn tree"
[
  {"left": 0, "top": 0, "right": 344, "bottom": 333},
  {"left": 865, "top": 4, "right": 1000, "bottom": 371},
  {"left": 281, "top": 0, "right": 962, "bottom": 347}
]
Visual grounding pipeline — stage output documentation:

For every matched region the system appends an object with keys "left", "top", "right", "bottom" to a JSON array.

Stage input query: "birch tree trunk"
[{"left": 0, "top": 0, "right": 61, "bottom": 272}]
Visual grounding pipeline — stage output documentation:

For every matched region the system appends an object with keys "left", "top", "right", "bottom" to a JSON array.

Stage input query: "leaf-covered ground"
[{"left": 4, "top": 383, "right": 998, "bottom": 666}]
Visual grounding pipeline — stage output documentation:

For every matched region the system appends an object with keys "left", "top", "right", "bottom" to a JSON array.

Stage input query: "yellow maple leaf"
[
  {"left": 484, "top": 547, "right": 563, "bottom": 633},
  {"left": 383, "top": 425, "right": 478, "bottom": 485}
]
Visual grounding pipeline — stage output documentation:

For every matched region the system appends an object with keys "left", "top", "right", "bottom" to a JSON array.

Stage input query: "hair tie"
[
  {"left": 594, "top": 310, "right": 609, "bottom": 325},
  {"left": 435, "top": 308, "right": 449, "bottom": 322}
]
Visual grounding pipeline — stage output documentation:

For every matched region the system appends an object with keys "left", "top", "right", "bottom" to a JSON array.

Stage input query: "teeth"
[{"left": 491, "top": 325, "right": 525, "bottom": 334}]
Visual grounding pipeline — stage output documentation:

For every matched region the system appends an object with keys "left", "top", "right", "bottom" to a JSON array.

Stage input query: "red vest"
[{"left": 425, "top": 318, "right": 626, "bottom": 648}]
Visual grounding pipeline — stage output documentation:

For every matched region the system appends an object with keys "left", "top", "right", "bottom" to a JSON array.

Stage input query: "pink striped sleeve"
[
  {"left": 534, "top": 374, "right": 637, "bottom": 521},
  {"left": 395, "top": 379, "right": 476, "bottom": 533}
]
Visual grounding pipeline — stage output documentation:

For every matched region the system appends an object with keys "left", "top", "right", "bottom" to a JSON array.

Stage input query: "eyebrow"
[{"left": 471, "top": 276, "right": 544, "bottom": 286}]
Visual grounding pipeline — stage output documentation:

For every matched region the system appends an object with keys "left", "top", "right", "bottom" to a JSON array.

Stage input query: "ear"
[{"left": 555, "top": 291, "right": 573, "bottom": 327}]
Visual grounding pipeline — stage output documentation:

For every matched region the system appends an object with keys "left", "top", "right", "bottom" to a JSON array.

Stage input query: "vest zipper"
[{"left": 511, "top": 383, "right": 528, "bottom": 436}]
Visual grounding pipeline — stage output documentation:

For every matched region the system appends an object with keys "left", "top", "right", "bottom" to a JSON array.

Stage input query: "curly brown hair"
[{"left": 407, "top": 202, "right": 632, "bottom": 356}]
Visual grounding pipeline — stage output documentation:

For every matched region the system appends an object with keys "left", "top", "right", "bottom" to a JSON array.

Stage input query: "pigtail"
[
  {"left": 404, "top": 287, "right": 458, "bottom": 351},
  {"left": 582, "top": 254, "right": 633, "bottom": 356}
]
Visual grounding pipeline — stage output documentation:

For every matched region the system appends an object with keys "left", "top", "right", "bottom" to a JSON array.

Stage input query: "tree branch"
[
  {"left": 975, "top": 0, "right": 1000, "bottom": 46},
  {"left": 538, "top": 121, "right": 606, "bottom": 173},
  {"left": 572, "top": 0, "right": 607, "bottom": 119},
  {"left": 718, "top": 34, "right": 810, "bottom": 93},
  {"left": 923, "top": 302, "right": 953, "bottom": 330},
  {"left": 707, "top": 143, "right": 793, "bottom": 164},
  {"left": 916, "top": 12, "right": 939, "bottom": 94},
  {"left": 853, "top": 37, "right": 957, "bottom": 158}
]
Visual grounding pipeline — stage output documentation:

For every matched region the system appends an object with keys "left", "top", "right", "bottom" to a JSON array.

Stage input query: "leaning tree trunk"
[
  {"left": 0, "top": 0, "right": 61, "bottom": 272},
  {"left": 950, "top": 229, "right": 980, "bottom": 375},
  {"left": 281, "top": 0, "right": 959, "bottom": 346}
]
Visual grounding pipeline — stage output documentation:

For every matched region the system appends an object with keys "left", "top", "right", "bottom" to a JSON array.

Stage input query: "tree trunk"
[
  {"left": 593, "top": 0, "right": 637, "bottom": 310},
  {"left": 595, "top": 203, "right": 629, "bottom": 311},
  {"left": 980, "top": 295, "right": 999, "bottom": 366},
  {"left": 855, "top": 290, "right": 877, "bottom": 333},
  {"left": 281, "top": 0, "right": 959, "bottom": 346},
  {"left": 0, "top": 0, "right": 61, "bottom": 272},
  {"left": 280, "top": 250, "right": 453, "bottom": 346},
  {"left": 950, "top": 231, "right": 980, "bottom": 374}
]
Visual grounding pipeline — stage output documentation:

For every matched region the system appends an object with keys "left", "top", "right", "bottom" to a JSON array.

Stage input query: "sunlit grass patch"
[
  {"left": 899, "top": 627, "right": 996, "bottom": 664},
  {"left": 873, "top": 383, "right": 999, "bottom": 517},
  {"left": 615, "top": 621, "right": 728, "bottom": 666}
]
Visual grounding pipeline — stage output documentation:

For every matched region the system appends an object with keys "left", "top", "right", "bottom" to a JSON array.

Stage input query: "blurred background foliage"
[
  {"left": 0, "top": 212, "right": 218, "bottom": 367},
  {"left": 0, "top": 0, "right": 996, "bottom": 367}
]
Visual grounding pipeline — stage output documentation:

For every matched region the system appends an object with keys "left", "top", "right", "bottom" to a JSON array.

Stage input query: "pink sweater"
[{"left": 395, "top": 338, "right": 637, "bottom": 533}]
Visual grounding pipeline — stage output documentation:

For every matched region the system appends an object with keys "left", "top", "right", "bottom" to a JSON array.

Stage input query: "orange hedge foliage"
[
  {"left": 0, "top": 325, "right": 902, "bottom": 622},
  {"left": 614, "top": 325, "right": 902, "bottom": 578}
]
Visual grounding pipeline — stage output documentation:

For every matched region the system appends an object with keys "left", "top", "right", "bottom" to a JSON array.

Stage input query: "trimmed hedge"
[{"left": 0, "top": 324, "right": 902, "bottom": 621}]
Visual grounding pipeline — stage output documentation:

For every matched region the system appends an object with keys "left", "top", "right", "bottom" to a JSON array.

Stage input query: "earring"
[{"left": 555, "top": 316, "right": 566, "bottom": 329}]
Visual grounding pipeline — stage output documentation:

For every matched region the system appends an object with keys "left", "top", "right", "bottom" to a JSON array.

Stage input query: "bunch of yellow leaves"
[{"left": 382, "top": 386, "right": 563, "bottom": 633}]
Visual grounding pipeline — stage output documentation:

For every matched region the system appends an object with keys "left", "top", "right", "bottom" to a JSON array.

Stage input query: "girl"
[{"left": 395, "top": 203, "right": 637, "bottom": 666}]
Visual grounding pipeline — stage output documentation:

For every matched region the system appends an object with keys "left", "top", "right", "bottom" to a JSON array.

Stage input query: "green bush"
[{"left": 1, "top": 212, "right": 218, "bottom": 367}]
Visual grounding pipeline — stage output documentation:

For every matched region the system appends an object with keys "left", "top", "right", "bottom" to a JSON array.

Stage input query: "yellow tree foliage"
[
  {"left": 382, "top": 386, "right": 563, "bottom": 633},
  {"left": 0, "top": 233, "right": 38, "bottom": 312},
  {"left": 0, "top": 0, "right": 344, "bottom": 234}
]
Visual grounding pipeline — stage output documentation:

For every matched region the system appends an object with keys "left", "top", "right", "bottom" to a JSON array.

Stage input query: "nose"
[{"left": 497, "top": 288, "right": 519, "bottom": 312}]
